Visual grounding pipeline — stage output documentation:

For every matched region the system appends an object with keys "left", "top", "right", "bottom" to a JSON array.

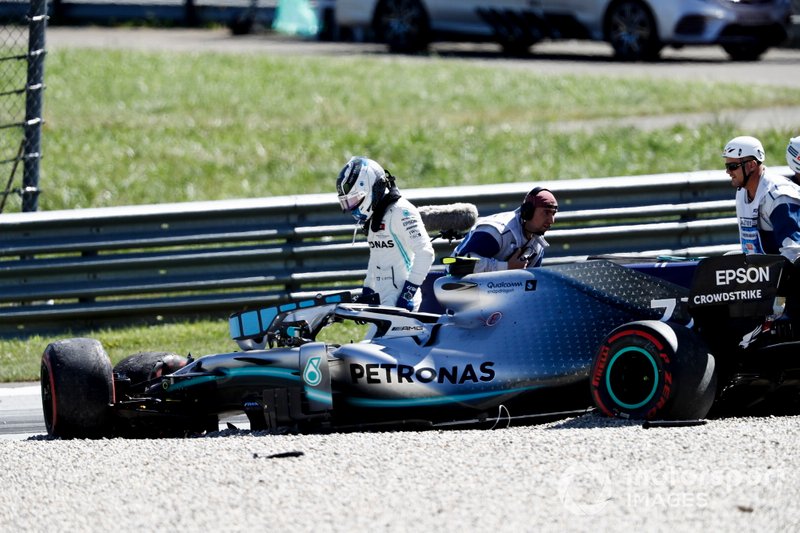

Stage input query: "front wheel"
[
  {"left": 590, "top": 321, "right": 717, "bottom": 420},
  {"left": 41, "top": 338, "right": 115, "bottom": 439},
  {"left": 373, "top": 0, "right": 430, "bottom": 54},
  {"left": 605, "top": 0, "right": 662, "bottom": 61},
  {"left": 723, "top": 43, "right": 769, "bottom": 62}
]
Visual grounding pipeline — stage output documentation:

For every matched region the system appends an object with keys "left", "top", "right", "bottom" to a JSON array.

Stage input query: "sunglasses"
[{"left": 725, "top": 160, "right": 753, "bottom": 172}]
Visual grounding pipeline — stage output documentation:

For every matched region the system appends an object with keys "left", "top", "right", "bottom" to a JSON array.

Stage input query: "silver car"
[{"left": 335, "top": 0, "right": 793, "bottom": 61}]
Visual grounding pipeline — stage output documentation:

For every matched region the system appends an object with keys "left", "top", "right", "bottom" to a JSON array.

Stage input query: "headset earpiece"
[
  {"left": 520, "top": 187, "right": 546, "bottom": 221},
  {"left": 520, "top": 202, "right": 534, "bottom": 221}
]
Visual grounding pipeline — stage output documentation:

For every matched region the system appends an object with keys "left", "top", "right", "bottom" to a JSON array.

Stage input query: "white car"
[{"left": 335, "top": 0, "right": 793, "bottom": 61}]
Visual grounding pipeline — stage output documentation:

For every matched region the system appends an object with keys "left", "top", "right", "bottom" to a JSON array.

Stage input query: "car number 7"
[{"left": 651, "top": 297, "right": 693, "bottom": 327}]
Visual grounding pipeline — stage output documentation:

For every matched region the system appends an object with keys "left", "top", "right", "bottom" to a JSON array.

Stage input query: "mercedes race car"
[{"left": 40, "top": 254, "right": 800, "bottom": 438}]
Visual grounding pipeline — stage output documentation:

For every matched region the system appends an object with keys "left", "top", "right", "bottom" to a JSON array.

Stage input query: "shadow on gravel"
[
  {"left": 545, "top": 410, "right": 643, "bottom": 430},
  {"left": 543, "top": 411, "right": 712, "bottom": 430}
]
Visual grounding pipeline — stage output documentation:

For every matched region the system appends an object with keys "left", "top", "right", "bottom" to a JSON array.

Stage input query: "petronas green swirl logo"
[{"left": 303, "top": 356, "right": 322, "bottom": 386}]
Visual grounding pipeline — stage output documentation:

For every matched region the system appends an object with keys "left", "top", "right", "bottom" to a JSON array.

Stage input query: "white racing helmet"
[
  {"left": 786, "top": 136, "right": 800, "bottom": 174},
  {"left": 722, "top": 136, "right": 765, "bottom": 162},
  {"left": 336, "top": 156, "right": 387, "bottom": 223}
]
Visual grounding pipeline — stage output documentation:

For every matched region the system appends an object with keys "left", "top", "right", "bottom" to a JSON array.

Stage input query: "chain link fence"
[{"left": 0, "top": 0, "right": 45, "bottom": 213}]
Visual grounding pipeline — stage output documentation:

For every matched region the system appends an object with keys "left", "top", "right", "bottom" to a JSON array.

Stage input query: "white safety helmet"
[
  {"left": 786, "top": 136, "right": 800, "bottom": 174},
  {"left": 336, "top": 156, "right": 387, "bottom": 223},
  {"left": 722, "top": 136, "right": 765, "bottom": 162}
]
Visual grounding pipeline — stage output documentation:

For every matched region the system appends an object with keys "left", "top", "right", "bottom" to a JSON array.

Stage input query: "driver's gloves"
[{"left": 395, "top": 281, "right": 419, "bottom": 311}]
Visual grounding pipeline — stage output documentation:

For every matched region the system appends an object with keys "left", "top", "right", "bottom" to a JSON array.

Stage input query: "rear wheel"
[
  {"left": 373, "top": 0, "right": 430, "bottom": 54},
  {"left": 590, "top": 321, "right": 717, "bottom": 420},
  {"left": 605, "top": 0, "right": 662, "bottom": 61},
  {"left": 229, "top": 18, "right": 255, "bottom": 36},
  {"left": 500, "top": 38, "right": 533, "bottom": 57},
  {"left": 41, "top": 338, "right": 114, "bottom": 439}
]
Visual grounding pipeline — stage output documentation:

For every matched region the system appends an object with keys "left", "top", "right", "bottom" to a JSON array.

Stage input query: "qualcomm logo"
[{"left": 303, "top": 356, "right": 323, "bottom": 386}]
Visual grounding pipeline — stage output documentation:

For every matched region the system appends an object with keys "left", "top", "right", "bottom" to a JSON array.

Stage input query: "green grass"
[
  {"left": 29, "top": 49, "right": 799, "bottom": 210},
  {"left": 2, "top": 47, "right": 798, "bottom": 380},
  {"left": 0, "top": 317, "right": 367, "bottom": 382}
]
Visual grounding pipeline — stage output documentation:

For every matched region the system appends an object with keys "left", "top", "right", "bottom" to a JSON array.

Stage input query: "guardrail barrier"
[{"left": 3, "top": 168, "right": 788, "bottom": 335}]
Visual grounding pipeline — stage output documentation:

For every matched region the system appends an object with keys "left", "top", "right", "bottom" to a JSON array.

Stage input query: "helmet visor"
[{"left": 338, "top": 190, "right": 366, "bottom": 212}]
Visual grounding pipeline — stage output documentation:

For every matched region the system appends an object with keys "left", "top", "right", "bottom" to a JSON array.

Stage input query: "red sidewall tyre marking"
[
  {"left": 607, "top": 328, "right": 664, "bottom": 352},
  {"left": 42, "top": 352, "right": 58, "bottom": 431},
  {"left": 591, "top": 327, "right": 670, "bottom": 418}
]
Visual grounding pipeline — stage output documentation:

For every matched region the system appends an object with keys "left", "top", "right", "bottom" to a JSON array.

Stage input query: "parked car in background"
[{"left": 335, "top": 0, "right": 793, "bottom": 61}]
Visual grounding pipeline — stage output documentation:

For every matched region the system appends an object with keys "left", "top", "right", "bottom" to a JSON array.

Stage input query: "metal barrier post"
[{"left": 22, "top": 0, "right": 46, "bottom": 212}]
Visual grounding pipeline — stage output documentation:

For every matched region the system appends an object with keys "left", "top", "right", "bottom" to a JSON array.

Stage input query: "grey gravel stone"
[{"left": 1, "top": 413, "right": 797, "bottom": 532}]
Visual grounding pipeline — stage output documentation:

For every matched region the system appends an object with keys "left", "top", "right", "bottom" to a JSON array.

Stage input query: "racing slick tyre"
[
  {"left": 604, "top": 0, "right": 662, "bottom": 61},
  {"left": 590, "top": 321, "right": 717, "bottom": 420},
  {"left": 373, "top": 0, "right": 430, "bottom": 54},
  {"left": 114, "top": 351, "right": 188, "bottom": 387},
  {"left": 41, "top": 338, "right": 115, "bottom": 439}
]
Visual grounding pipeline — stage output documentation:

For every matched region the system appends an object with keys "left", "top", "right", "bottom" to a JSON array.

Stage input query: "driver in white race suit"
[
  {"left": 336, "top": 157, "right": 434, "bottom": 311},
  {"left": 723, "top": 135, "right": 800, "bottom": 263}
]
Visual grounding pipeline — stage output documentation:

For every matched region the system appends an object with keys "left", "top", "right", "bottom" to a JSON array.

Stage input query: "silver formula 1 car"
[{"left": 40, "top": 254, "right": 800, "bottom": 438}]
